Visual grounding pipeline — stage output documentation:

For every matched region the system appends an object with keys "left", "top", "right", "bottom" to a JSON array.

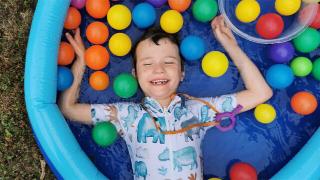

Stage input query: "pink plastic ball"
[{"left": 71, "top": 0, "right": 86, "bottom": 9}]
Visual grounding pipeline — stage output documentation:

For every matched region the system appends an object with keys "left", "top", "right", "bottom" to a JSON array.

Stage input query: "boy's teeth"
[{"left": 151, "top": 80, "right": 168, "bottom": 85}]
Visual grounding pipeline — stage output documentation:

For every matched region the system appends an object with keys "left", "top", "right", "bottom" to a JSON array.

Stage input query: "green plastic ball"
[
  {"left": 312, "top": 58, "right": 320, "bottom": 81},
  {"left": 192, "top": 0, "right": 218, "bottom": 23},
  {"left": 290, "top": 57, "right": 313, "bottom": 77},
  {"left": 92, "top": 122, "right": 118, "bottom": 147},
  {"left": 293, "top": 28, "right": 320, "bottom": 53},
  {"left": 113, "top": 73, "right": 138, "bottom": 98}
]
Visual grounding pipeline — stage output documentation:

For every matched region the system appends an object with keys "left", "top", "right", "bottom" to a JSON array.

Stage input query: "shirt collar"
[{"left": 142, "top": 95, "right": 182, "bottom": 117}]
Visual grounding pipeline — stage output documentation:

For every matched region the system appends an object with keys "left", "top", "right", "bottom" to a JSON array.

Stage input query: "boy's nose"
[{"left": 153, "top": 64, "right": 165, "bottom": 74}]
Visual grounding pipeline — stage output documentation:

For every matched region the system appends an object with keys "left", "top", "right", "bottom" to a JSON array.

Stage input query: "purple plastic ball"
[
  {"left": 267, "top": 42, "right": 295, "bottom": 63},
  {"left": 146, "top": 0, "right": 167, "bottom": 8},
  {"left": 71, "top": 0, "right": 86, "bottom": 9}
]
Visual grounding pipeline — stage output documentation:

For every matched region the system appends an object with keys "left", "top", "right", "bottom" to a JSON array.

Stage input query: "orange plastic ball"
[
  {"left": 291, "top": 91, "right": 318, "bottom": 115},
  {"left": 58, "top": 42, "right": 75, "bottom": 65},
  {"left": 89, "top": 71, "right": 110, "bottom": 91},
  {"left": 86, "top": 0, "right": 110, "bottom": 19},
  {"left": 168, "top": 0, "right": 191, "bottom": 12},
  {"left": 85, "top": 45, "right": 110, "bottom": 70},
  {"left": 86, "top": 21, "right": 109, "bottom": 44},
  {"left": 64, "top": 7, "right": 82, "bottom": 30}
]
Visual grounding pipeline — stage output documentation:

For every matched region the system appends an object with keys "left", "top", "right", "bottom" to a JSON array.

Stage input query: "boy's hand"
[
  {"left": 211, "top": 15, "right": 238, "bottom": 52},
  {"left": 65, "top": 28, "right": 85, "bottom": 63}
]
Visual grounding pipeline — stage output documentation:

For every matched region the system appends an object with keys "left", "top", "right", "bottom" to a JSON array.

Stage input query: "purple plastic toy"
[
  {"left": 146, "top": 0, "right": 167, "bottom": 8},
  {"left": 267, "top": 42, "right": 295, "bottom": 63},
  {"left": 71, "top": 0, "right": 86, "bottom": 9}
]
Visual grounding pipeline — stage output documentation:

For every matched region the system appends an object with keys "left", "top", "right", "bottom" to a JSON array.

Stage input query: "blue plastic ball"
[
  {"left": 132, "top": 3, "right": 156, "bottom": 29},
  {"left": 266, "top": 64, "right": 294, "bottom": 89},
  {"left": 57, "top": 66, "right": 74, "bottom": 91},
  {"left": 180, "top": 35, "right": 205, "bottom": 61}
]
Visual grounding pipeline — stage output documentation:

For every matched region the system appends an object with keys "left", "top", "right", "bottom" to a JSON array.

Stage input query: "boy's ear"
[
  {"left": 132, "top": 69, "right": 137, "bottom": 78},
  {"left": 181, "top": 71, "right": 185, "bottom": 81}
]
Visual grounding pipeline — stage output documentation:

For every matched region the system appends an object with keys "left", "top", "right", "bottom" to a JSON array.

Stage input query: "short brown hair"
[{"left": 131, "top": 27, "right": 184, "bottom": 71}]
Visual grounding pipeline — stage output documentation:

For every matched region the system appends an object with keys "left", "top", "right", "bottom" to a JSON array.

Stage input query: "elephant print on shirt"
[
  {"left": 180, "top": 117, "right": 201, "bottom": 142},
  {"left": 122, "top": 105, "right": 138, "bottom": 131},
  {"left": 222, "top": 97, "right": 234, "bottom": 112},
  {"left": 200, "top": 105, "right": 210, "bottom": 123},
  {"left": 137, "top": 113, "right": 166, "bottom": 144},
  {"left": 174, "top": 106, "right": 188, "bottom": 120},
  {"left": 157, "top": 146, "right": 198, "bottom": 172},
  {"left": 134, "top": 161, "right": 147, "bottom": 180}
]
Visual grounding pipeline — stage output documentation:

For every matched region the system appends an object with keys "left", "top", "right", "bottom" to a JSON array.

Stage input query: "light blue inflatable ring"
[{"left": 24, "top": 0, "right": 320, "bottom": 179}]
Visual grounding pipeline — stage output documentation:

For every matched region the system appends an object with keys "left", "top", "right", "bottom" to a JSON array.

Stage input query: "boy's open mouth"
[{"left": 150, "top": 79, "right": 169, "bottom": 85}]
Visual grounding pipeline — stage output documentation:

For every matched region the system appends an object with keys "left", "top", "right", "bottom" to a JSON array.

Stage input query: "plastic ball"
[
  {"left": 85, "top": 45, "right": 110, "bottom": 70},
  {"left": 86, "top": 21, "right": 109, "bottom": 45},
  {"left": 132, "top": 3, "right": 156, "bottom": 29},
  {"left": 107, "top": 4, "right": 131, "bottom": 30},
  {"left": 293, "top": 27, "right": 320, "bottom": 53},
  {"left": 291, "top": 91, "right": 318, "bottom": 115},
  {"left": 160, "top": 10, "right": 184, "bottom": 33},
  {"left": 254, "top": 104, "right": 277, "bottom": 124},
  {"left": 89, "top": 71, "right": 110, "bottom": 91},
  {"left": 275, "top": 0, "right": 301, "bottom": 16},
  {"left": 146, "top": 0, "right": 167, "bottom": 8},
  {"left": 86, "top": 0, "right": 110, "bottom": 19},
  {"left": 202, "top": 51, "right": 229, "bottom": 78},
  {"left": 168, "top": 0, "right": 191, "bottom": 13},
  {"left": 192, "top": 0, "right": 218, "bottom": 23},
  {"left": 113, "top": 73, "right": 138, "bottom": 98},
  {"left": 57, "top": 66, "right": 74, "bottom": 91},
  {"left": 309, "top": 4, "right": 320, "bottom": 29},
  {"left": 312, "top": 57, "right": 320, "bottom": 81},
  {"left": 235, "top": 0, "right": 260, "bottom": 23},
  {"left": 256, "top": 13, "right": 284, "bottom": 39},
  {"left": 267, "top": 42, "right": 294, "bottom": 63},
  {"left": 230, "top": 162, "right": 257, "bottom": 180},
  {"left": 180, "top": 35, "right": 205, "bottom": 61},
  {"left": 58, "top": 42, "right": 75, "bottom": 66},
  {"left": 64, "top": 7, "right": 81, "bottom": 30},
  {"left": 92, "top": 122, "right": 118, "bottom": 147},
  {"left": 290, "top": 57, "right": 313, "bottom": 77},
  {"left": 266, "top": 64, "right": 294, "bottom": 89},
  {"left": 71, "top": 0, "right": 86, "bottom": 9},
  {"left": 108, "top": 33, "right": 132, "bottom": 56},
  {"left": 208, "top": 178, "right": 221, "bottom": 180}
]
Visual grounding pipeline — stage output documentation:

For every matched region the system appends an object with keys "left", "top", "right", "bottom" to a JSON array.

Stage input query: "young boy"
[{"left": 58, "top": 16, "right": 272, "bottom": 180}]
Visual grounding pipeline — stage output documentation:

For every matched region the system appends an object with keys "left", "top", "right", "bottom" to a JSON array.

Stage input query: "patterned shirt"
[{"left": 91, "top": 94, "right": 238, "bottom": 180}]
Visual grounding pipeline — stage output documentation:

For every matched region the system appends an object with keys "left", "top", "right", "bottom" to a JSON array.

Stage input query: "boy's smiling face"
[{"left": 134, "top": 38, "right": 184, "bottom": 104}]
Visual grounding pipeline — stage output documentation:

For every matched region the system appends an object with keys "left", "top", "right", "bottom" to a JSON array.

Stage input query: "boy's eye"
[
  {"left": 143, "top": 63, "right": 152, "bottom": 66},
  {"left": 165, "top": 62, "right": 175, "bottom": 64}
]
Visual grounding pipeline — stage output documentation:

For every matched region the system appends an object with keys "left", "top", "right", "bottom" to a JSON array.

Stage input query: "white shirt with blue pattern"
[{"left": 91, "top": 94, "right": 237, "bottom": 180}]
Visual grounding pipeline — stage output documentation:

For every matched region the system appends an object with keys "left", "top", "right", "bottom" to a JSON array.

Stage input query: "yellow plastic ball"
[
  {"left": 160, "top": 10, "right": 184, "bottom": 34},
  {"left": 108, "top": 33, "right": 132, "bottom": 56},
  {"left": 201, "top": 51, "right": 229, "bottom": 78},
  {"left": 254, "top": 104, "right": 277, "bottom": 124},
  {"left": 208, "top": 178, "right": 222, "bottom": 180},
  {"left": 107, "top": 4, "right": 131, "bottom": 30},
  {"left": 235, "top": 0, "right": 261, "bottom": 23},
  {"left": 275, "top": 0, "right": 301, "bottom": 16}
]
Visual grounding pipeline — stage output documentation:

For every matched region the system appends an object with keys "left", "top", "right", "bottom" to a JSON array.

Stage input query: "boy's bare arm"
[
  {"left": 211, "top": 16, "right": 273, "bottom": 113},
  {"left": 57, "top": 28, "right": 112, "bottom": 124}
]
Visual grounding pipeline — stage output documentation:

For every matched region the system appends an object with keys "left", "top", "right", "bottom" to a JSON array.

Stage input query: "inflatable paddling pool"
[{"left": 25, "top": 0, "right": 320, "bottom": 179}]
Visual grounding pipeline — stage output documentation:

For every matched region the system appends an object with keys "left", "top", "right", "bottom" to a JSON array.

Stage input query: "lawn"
[{"left": 0, "top": 0, "right": 55, "bottom": 179}]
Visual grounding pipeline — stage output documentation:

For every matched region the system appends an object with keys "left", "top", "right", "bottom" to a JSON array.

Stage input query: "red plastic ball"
[
  {"left": 291, "top": 91, "right": 318, "bottom": 115},
  {"left": 256, "top": 13, "right": 284, "bottom": 39},
  {"left": 310, "top": 4, "right": 320, "bottom": 29},
  {"left": 64, "top": 7, "right": 82, "bottom": 30},
  {"left": 230, "top": 162, "right": 257, "bottom": 180}
]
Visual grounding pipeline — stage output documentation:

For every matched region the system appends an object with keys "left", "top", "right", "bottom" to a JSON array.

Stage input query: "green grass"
[{"left": 0, "top": 0, "right": 55, "bottom": 179}]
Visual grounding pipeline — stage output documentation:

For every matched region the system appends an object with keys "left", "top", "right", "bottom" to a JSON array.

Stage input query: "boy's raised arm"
[
  {"left": 211, "top": 16, "right": 273, "bottom": 113},
  {"left": 57, "top": 28, "right": 95, "bottom": 124}
]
